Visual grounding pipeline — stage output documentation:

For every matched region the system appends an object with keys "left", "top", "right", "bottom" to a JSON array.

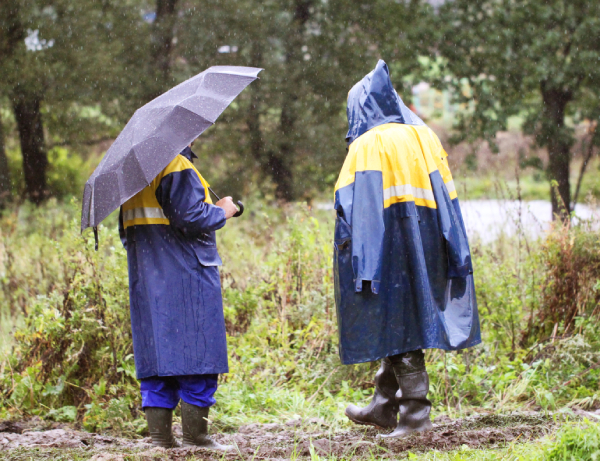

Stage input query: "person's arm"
[
  {"left": 350, "top": 170, "right": 385, "bottom": 294},
  {"left": 430, "top": 171, "right": 472, "bottom": 277},
  {"left": 155, "top": 167, "right": 229, "bottom": 238}
]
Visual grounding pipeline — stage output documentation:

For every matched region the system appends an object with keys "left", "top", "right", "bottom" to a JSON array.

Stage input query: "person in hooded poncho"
[
  {"left": 334, "top": 61, "right": 481, "bottom": 438},
  {"left": 119, "top": 144, "right": 238, "bottom": 450}
]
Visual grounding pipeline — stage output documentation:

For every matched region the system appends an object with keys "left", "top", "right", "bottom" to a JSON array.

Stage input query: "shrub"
[
  {"left": 532, "top": 220, "right": 600, "bottom": 340},
  {"left": 1, "top": 200, "right": 600, "bottom": 433},
  {"left": 545, "top": 421, "right": 600, "bottom": 461}
]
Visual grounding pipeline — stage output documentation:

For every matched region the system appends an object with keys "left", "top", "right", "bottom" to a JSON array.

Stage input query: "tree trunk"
[
  {"left": 246, "top": 43, "right": 266, "bottom": 168},
  {"left": 147, "top": 0, "right": 179, "bottom": 101},
  {"left": 12, "top": 89, "right": 48, "bottom": 204},
  {"left": 541, "top": 85, "right": 572, "bottom": 220},
  {"left": 269, "top": 0, "right": 313, "bottom": 201},
  {"left": 0, "top": 111, "right": 10, "bottom": 208},
  {"left": 272, "top": 98, "right": 297, "bottom": 201}
]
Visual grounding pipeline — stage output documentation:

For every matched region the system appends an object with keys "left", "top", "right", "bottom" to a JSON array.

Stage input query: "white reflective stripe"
[
  {"left": 383, "top": 184, "right": 435, "bottom": 202},
  {"left": 412, "top": 187, "right": 435, "bottom": 201},
  {"left": 123, "top": 207, "right": 167, "bottom": 222},
  {"left": 445, "top": 180, "right": 456, "bottom": 194},
  {"left": 383, "top": 184, "right": 413, "bottom": 200}
]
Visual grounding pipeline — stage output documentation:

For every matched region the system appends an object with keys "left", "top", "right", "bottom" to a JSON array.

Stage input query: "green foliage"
[
  {"left": 0, "top": 0, "right": 149, "bottom": 139},
  {"left": 45, "top": 147, "right": 97, "bottom": 199},
  {"left": 545, "top": 420, "right": 600, "bottom": 461},
  {"left": 0, "top": 0, "right": 433, "bottom": 204},
  {"left": 435, "top": 0, "right": 600, "bottom": 145},
  {"left": 453, "top": 157, "right": 600, "bottom": 201},
  {"left": 1, "top": 200, "right": 600, "bottom": 437},
  {"left": 173, "top": 0, "right": 431, "bottom": 200},
  {"left": 433, "top": 0, "right": 600, "bottom": 213},
  {"left": 2, "top": 146, "right": 97, "bottom": 200}
]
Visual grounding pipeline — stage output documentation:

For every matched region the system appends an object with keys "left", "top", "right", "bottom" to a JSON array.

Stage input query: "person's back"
[{"left": 334, "top": 61, "right": 480, "bottom": 438}]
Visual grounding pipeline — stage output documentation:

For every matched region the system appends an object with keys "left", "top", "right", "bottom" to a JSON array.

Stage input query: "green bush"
[
  {"left": 1, "top": 200, "right": 600, "bottom": 434},
  {"left": 545, "top": 421, "right": 600, "bottom": 461},
  {"left": 3, "top": 146, "right": 96, "bottom": 201}
]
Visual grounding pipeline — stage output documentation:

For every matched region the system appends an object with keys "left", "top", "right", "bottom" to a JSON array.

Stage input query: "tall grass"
[{"left": 0, "top": 199, "right": 599, "bottom": 436}]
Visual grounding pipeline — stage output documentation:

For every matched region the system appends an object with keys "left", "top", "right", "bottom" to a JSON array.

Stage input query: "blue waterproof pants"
[{"left": 140, "top": 374, "right": 218, "bottom": 410}]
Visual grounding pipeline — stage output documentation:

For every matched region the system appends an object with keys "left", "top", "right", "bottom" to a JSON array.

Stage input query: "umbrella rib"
[{"left": 176, "top": 99, "right": 218, "bottom": 125}]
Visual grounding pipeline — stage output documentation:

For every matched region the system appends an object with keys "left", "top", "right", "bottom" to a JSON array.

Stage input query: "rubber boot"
[
  {"left": 345, "top": 358, "right": 399, "bottom": 429},
  {"left": 379, "top": 350, "right": 433, "bottom": 439},
  {"left": 181, "top": 402, "right": 233, "bottom": 451},
  {"left": 145, "top": 407, "right": 180, "bottom": 448}
]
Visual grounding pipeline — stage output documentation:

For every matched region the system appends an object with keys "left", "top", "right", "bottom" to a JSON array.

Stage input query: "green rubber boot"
[
  {"left": 145, "top": 407, "right": 180, "bottom": 448},
  {"left": 379, "top": 350, "right": 433, "bottom": 439},
  {"left": 181, "top": 402, "right": 233, "bottom": 451}
]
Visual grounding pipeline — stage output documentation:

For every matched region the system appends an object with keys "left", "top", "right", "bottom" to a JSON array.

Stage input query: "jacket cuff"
[{"left": 214, "top": 204, "right": 227, "bottom": 229}]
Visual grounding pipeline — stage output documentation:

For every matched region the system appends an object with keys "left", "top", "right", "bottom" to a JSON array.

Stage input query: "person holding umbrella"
[
  {"left": 333, "top": 61, "right": 481, "bottom": 438},
  {"left": 118, "top": 142, "right": 237, "bottom": 449},
  {"left": 81, "top": 66, "right": 262, "bottom": 449}
]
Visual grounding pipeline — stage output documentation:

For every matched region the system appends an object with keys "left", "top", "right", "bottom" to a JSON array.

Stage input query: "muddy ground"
[{"left": 0, "top": 412, "right": 588, "bottom": 460}]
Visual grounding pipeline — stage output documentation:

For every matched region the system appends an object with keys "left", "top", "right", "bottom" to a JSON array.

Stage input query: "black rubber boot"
[
  {"left": 181, "top": 402, "right": 233, "bottom": 451},
  {"left": 379, "top": 350, "right": 433, "bottom": 439},
  {"left": 145, "top": 407, "right": 180, "bottom": 448},
  {"left": 345, "top": 358, "right": 399, "bottom": 429}
]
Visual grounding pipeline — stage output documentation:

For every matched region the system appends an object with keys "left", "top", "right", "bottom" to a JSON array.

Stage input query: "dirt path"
[{"left": 0, "top": 413, "right": 566, "bottom": 460}]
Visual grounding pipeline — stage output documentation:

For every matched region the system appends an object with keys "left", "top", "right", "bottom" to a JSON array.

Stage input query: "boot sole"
[
  {"left": 344, "top": 409, "right": 394, "bottom": 430},
  {"left": 378, "top": 423, "right": 434, "bottom": 439}
]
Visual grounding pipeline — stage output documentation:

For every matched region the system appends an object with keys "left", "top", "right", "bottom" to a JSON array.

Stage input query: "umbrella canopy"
[{"left": 81, "top": 65, "right": 262, "bottom": 232}]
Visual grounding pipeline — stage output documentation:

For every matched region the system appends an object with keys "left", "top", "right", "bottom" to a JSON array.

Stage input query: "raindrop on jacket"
[
  {"left": 119, "top": 147, "right": 228, "bottom": 378},
  {"left": 334, "top": 60, "right": 481, "bottom": 365}
]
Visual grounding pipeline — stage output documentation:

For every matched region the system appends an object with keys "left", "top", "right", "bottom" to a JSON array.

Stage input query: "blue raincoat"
[
  {"left": 119, "top": 147, "right": 228, "bottom": 379},
  {"left": 334, "top": 60, "right": 481, "bottom": 365}
]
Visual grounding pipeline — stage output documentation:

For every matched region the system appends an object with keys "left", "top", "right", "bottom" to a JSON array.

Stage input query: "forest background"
[{"left": 1, "top": 0, "right": 600, "bottom": 459}]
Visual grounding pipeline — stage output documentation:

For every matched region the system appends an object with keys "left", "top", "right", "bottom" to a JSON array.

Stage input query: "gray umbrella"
[{"left": 81, "top": 65, "right": 262, "bottom": 237}]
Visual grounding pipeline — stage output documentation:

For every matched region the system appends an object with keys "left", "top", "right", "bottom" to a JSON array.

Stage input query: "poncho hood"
[{"left": 345, "top": 60, "right": 425, "bottom": 146}]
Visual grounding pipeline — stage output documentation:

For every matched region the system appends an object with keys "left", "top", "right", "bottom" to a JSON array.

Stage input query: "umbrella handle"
[{"left": 233, "top": 201, "right": 244, "bottom": 218}]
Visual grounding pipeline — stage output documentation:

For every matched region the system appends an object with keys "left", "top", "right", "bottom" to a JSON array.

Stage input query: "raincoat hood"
[
  {"left": 345, "top": 60, "right": 425, "bottom": 146},
  {"left": 180, "top": 146, "right": 198, "bottom": 163}
]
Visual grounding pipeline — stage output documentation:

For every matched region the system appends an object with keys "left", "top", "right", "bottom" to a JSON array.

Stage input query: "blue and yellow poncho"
[
  {"left": 119, "top": 147, "right": 228, "bottom": 379},
  {"left": 333, "top": 61, "right": 481, "bottom": 365}
]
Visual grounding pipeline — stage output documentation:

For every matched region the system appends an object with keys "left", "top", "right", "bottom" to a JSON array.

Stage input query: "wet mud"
[{"left": 0, "top": 413, "right": 564, "bottom": 460}]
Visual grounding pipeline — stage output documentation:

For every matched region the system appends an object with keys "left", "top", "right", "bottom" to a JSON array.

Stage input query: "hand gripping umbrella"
[
  {"left": 80, "top": 66, "right": 262, "bottom": 249},
  {"left": 208, "top": 187, "right": 244, "bottom": 218}
]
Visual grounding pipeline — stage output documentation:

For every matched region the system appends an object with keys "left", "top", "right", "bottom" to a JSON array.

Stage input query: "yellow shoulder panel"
[
  {"left": 413, "top": 126, "right": 457, "bottom": 200},
  {"left": 122, "top": 154, "right": 213, "bottom": 228},
  {"left": 162, "top": 155, "right": 194, "bottom": 175},
  {"left": 162, "top": 154, "right": 213, "bottom": 204},
  {"left": 334, "top": 123, "right": 458, "bottom": 207}
]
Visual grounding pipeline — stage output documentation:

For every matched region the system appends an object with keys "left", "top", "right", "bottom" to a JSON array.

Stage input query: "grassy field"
[{"left": 0, "top": 195, "right": 599, "bottom": 458}]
